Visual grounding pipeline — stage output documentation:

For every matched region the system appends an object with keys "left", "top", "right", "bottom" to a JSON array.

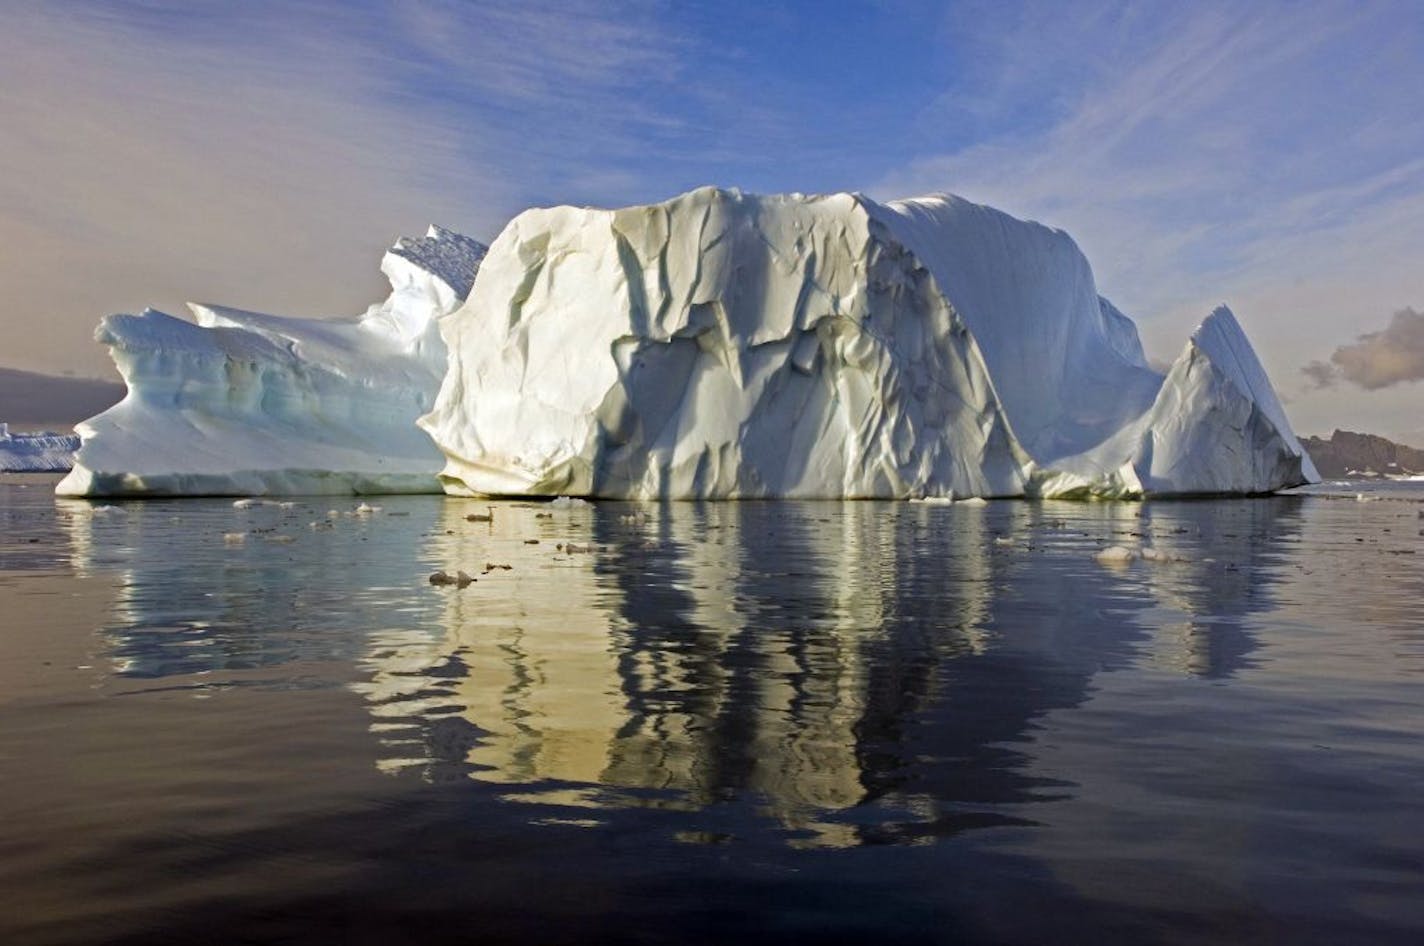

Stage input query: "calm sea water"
[{"left": 1, "top": 475, "right": 1421, "bottom": 945}]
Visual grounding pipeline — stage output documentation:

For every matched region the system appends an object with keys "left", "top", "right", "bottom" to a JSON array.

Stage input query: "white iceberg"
[
  {"left": 422, "top": 187, "right": 1315, "bottom": 499},
  {"left": 57, "top": 227, "right": 486, "bottom": 497},
  {"left": 0, "top": 423, "right": 80, "bottom": 472}
]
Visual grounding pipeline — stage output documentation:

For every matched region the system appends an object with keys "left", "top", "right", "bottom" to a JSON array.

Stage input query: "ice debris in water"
[
  {"left": 550, "top": 496, "right": 589, "bottom": 508},
  {"left": 1094, "top": 545, "right": 1136, "bottom": 564},
  {"left": 428, "top": 570, "right": 476, "bottom": 588}
]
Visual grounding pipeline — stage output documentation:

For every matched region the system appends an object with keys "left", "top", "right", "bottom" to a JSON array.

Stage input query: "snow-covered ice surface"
[
  {"left": 58, "top": 227, "right": 486, "bottom": 497},
  {"left": 423, "top": 187, "right": 1315, "bottom": 499},
  {"left": 0, "top": 424, "right": 79, "bottom": 472}
]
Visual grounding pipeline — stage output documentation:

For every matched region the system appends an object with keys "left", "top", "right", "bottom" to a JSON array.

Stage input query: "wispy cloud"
[
  {"left": 2, "top": 0, "right": 1421, "bottom": 445},
  {"left": 873, "top": 0, "right": 1424, "bottom": 439},
  {"left": 0, "top": 1, "right": 717, "bottom": 378}
]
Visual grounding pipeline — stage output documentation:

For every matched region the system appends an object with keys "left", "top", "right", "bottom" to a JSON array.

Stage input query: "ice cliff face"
[
  {"left": 422, "top": 187, "right": 1314, "bottom": 499},
  {"left": 57, "top": 227, "right": 486, "bottom": 497}
]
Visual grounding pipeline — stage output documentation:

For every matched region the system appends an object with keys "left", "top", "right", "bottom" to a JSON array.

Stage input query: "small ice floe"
[
  {"left": 910, "top": 495, "right": 955, "bottom": 505},
  {"left": 355, "top": 502, "right": 382, "bottom": 516},
  {"left": 279, "top": 501, "right": 299, "bottom": 510},
  {"left": 550, "top": 496, "right": 588, "bottom": 508},
  {"left": 223, "top": 532, "right": 247, "bottom": 545},
  {"left": 1140, "top": 546, "right": 1179, "bottom": 563},
  {"left": 618, "top": 510, "right": 648, "bottom": 525},
  {"left": 992, "top": 536, "right": 1015, "bottom": 547},
  {"left": 1356, "top": 493, "right": 1376, "bottom": 502},
  {"left": 1094, "top": 545, "right": 1136, "bottom": 564},
  {"left": 558, "top": 542, "right": 597, "bottom": 553},
  {"left": 233, "top": 498, "right": 279, "bottom": 509},
  {"left": 327, "top": 509, "right": 341, "bottom": 519},
  {"left": 264, "top": 534, "right": 295, "bottom": 544},
  {"left": 90, "top": 504, "right": 126, "bottom": 515},
  {"left": 958, "top": 496, "right": 989, "bottom": 507},
  {"left": 428, "top": 570, "right": 475, "bottom": 588}
]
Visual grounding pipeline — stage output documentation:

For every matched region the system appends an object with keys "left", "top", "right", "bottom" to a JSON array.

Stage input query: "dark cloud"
[
  {"left": 1303, "top": 308, "right": 1424, "bottom": 390},
  {"left": 1301, "top": 359, "right": 1338, "bottom": 389},
  {"left": 1328, "top": 308, "right": 1424, "bottom": 390}
]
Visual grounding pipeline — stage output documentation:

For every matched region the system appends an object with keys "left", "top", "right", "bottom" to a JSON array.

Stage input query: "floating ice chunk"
[
  {"left": 429, "top": 570, "right": 476, "bottom": 588},
  {"left": 550, "top": 496, "right": 589, "bottom": 508},
  {"left": 1108, "top": 307, "right": 1318, "bottom": 496},
  {"left": 223, "top": 532, "right": 246, "bottom": 544},
  {"left": 0, "top": 425, "right": 80, "bottom": 472},
  {"left": 54, "top": 188, "right": 1313, "bottom": 501},
  {"left": 57, "top": 227, "right": 486, "bottom": 497},
  {"left": 1094, "top": 545, "right": 1136, "bottom": 564}
]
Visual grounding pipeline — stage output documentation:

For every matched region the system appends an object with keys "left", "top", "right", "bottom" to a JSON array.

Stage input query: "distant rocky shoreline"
[{"left": 1300, "top": 430, "right": 1424, "bottom": 479}]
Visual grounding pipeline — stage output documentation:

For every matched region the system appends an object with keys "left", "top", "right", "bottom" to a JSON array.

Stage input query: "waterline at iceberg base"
[{"left": 60, "top": 188, "right": 1317, "bottom": 499}]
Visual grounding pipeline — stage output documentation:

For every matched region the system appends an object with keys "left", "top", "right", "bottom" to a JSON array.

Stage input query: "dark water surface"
[{"left": 2, "top": 475, "right": 1421, "bottom": 945}]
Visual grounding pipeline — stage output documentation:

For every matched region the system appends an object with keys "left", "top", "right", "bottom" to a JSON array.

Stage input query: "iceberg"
[
  {"left": 422, "top": 187, "right": 1315, "bottom": 499},
  {"left": 57, "top": 227, "right": 486, "bottom": 497},
  {"left": 0, "top": 424, "right": 80, "bottom": 472}
]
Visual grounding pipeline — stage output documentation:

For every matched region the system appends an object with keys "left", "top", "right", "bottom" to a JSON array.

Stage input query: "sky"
[{"left": 1, "top": 0, "right": 1421, "bottom": 441}]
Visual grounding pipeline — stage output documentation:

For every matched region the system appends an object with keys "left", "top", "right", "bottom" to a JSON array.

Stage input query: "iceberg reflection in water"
[
  {"left": 10, "top": 482, "right": 1421, "bottom": 943},
  {"left": 63, "top": 495, "right": 1302, "bottom": 846}
]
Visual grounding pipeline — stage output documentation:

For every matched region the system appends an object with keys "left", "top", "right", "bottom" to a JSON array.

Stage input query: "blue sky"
[{"left": 1, "top": 0, "right": 1421, "bottom": 440}]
